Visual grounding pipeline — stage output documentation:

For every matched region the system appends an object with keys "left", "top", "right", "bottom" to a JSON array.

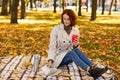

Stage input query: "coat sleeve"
[{"left": 48, "top": 26, "right": 57, "bottom": 61}]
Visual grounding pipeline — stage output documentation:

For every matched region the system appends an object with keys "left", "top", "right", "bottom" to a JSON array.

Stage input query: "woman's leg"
[
  {"left": 73, "top": 48, "right": 93, "bottom": 66},
  {"left": 59, "top": 49, "right": 108, "bottom": 78},
  {"left": 59, "top": 53, "right": 72, "bottom": 66},
  {"left": 60, "top": 50, "right": 89, "bottom": 70}
]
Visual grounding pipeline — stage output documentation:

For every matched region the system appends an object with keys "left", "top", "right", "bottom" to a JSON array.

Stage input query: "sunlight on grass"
[
  {"left": 0, "top": 20, "right": 10, "bottom": 23},
  {"left": 18, "top": 19, "right": 60, "bottom": 24},
  {"left": 18, "top": 19, "right": 47, "bottom": 24},
  {"left": 98, "top": 20, "right": 120, "bottom": 24},
  {"left": 0, "top": 10, "right": 120, "bottom": 78}
]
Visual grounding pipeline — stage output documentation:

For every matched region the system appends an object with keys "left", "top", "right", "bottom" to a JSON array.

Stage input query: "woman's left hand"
[{"left": 73, "top": 37, "right": 79, "bottom": 47}]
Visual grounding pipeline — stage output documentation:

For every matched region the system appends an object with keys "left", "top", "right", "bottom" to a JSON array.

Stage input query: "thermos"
[{"left": 33, "top": 55, "right": 40, "bottom": 72}]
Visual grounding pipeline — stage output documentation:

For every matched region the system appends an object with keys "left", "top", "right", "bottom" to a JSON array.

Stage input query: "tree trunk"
[
  {"left": 21, "top": 0, "right": 26, "bottom": 19},
  {"left": 53, "top": 0, "right": 57, "bottom": 13},
  {"left": 86, "top": 0, "right": 88, "bottom": 12},
  {"left": 1, "top": 0, "right": 8, "bottom": 15},
  {"left": 11, "top": 0, "right": 19, "bottom": 24},
  {"left": 62, "top": 0, "right": 65, "bottom": 11},
  {"left": 90, "top": 0, "right": 97, "bottom": 21},
  {"left": 34, "top": 0, "right": 36, "bottom": 9},
  {"left": 114, "top": 0, "right": 117, "bottom": 11},
  {"left": 9, "top": 0, "right": 11, "bottom": 13},
  {"left": 75, "top": 0, "right": 77, "bottom": 11},
  {"left": 101, "top": 0, "right": 105, "bottom": 14},
  {"left": 109, "top": 0, "right": 114, "bottom": 15},
  {"left": 78, "top": 0, "right": 82, "bottom": 16},
  {"left": 30, "top": 0, "right": 33, "bottom": 9},
  {"left": 98, "top": 0, "right": 101, "bottom": 7}
]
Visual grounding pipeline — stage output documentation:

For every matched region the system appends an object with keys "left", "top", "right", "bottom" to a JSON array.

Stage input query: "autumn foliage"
[{"left": 0, "top": 11, "right": 120, "bottom": 78}]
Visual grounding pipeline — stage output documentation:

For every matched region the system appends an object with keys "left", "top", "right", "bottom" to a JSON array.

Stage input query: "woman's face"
[{"left": 63, "top": 14, "right": 71, "bottom": 26}]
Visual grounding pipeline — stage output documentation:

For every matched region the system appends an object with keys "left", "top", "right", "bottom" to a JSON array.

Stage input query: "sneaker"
[{"left": 88, "top": 66, "right": 108, "bottom": 78}]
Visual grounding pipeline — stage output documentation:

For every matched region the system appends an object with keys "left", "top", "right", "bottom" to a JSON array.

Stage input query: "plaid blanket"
[
  {"left": 0, "top": 55, "right": 117, "bottom": 80},
  {"left": 46, "top": 62, "right": 116, "bottom": 80}
]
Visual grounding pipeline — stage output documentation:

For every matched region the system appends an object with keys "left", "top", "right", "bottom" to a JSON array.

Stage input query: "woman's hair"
[{"left": 61, "top": 9, "right": 77, "bottom": 26}]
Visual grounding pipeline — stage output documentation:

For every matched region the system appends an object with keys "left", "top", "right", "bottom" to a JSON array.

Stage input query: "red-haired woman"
[{"left": 47, "top": 9, "right": 108, "bottom": 78}]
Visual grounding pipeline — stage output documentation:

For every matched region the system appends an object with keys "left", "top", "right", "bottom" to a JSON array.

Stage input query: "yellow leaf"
[{"left": 13, "top": 69, "right": 19, "bottom": 73}]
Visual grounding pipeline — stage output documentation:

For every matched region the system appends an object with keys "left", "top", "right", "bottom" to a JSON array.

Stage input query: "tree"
[
  {"left": 101, "top": 0, "right": 106, "bottom": 15},
  {"left": 1, "top": 0, "right": 8, "bottom": 15},
  {"left": 53, "top": 0, "right": 57, "bottom": 13},
  {"left": 11, "top": 0, "right": 19, "bottom": 24},
  {"left": 109, "top": 0, "right": 118, "bottom": 15},
  {"left": 33, "top": 0, "right": 37, "bottom": 9},
  {"left": 78, "top": 0, "right": 82, "bottom": 16},
  {"left": 9, "top": 0, "right": 12, "bottom": 13},
  {"left": 21, "top": 0, "right": 26, "bottom": 19},
  {"left": 98, "top": 0, "right": 102, "bottom": 7},
  {"left": 86, "top": 0, "right": 88, "bottom": 12},
  {"left": 75, "top": 0, "right": 77, "bottom": 11},
  {"left": 28, "top": 0, "right": 37, "bottom": 10},
  {"left": 114, "top": 0, "right": 117, "bottom": 11},
  {"left": 90, "top": 0, "right": 97, "bottom": 21},
  {"left": 109, "top": 0, "right": 114, "bottom": 15},
  {"left": 30, "top": 0, "right": 33, "bottom": 9},
  {"left": 61, "top": 0, "right": 66, "bottom": 11}
]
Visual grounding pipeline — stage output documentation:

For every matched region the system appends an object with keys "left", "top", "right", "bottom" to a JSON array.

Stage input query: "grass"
[{"left": 0, "top": 10, "right": 120, "bottom": 79}]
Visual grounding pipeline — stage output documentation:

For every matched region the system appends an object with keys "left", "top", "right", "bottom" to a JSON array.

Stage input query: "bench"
[{"left": 0, "top": 55, "right": 116, "bottom": 80}]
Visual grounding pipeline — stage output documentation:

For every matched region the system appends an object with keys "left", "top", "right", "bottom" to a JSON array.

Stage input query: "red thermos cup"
[{"left": 72, "top": 34, "right": 78, "bottom": 43}]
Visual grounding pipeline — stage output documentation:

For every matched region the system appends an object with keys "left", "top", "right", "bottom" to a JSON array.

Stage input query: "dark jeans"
[{"left": 59, "top": 48, "right": 93, "bottom": 70}]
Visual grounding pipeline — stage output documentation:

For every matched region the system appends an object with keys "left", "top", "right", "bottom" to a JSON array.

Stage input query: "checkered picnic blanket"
[
  {"left": 45, "top": 63, "right": 116, "bottom": 80},
  {"left": 0, "top": 55, "right": 117, "bottom": 80}
]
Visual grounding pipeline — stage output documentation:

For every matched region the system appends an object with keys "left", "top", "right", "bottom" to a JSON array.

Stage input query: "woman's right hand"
[{"left": 47, "top": 60, "right": 53, "bottom": 68}]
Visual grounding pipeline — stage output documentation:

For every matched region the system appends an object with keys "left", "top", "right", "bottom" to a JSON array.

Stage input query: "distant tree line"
[{"left": 0, "top": 0, "right": 119, "bottom": 24}]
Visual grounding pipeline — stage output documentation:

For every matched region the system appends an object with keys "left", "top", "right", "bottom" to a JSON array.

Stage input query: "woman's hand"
[
  {"left": 73, "top": 37, "right": 79, "bottom": 47},
  {"left": 47, "top": 59, "right": 53, "bottom": 68}
]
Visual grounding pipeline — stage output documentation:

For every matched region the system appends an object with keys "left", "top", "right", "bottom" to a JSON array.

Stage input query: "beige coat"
[{"left": 48, "top": 24, "right": 79, "bottom": 68}]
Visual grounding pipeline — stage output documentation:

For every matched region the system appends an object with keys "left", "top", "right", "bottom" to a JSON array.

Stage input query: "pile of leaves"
[{"left": 0, "top": 10, "right": 120, "bottom": 78}]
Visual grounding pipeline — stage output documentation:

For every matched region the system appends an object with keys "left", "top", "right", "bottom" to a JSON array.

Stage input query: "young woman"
[{"left": 47, "top": 9, "right": 108, "bottom": 78}]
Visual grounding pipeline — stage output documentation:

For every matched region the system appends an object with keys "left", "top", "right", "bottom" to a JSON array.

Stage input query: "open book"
[{"left": 40, "top": 65, "right": 62, "bottom": 77}]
